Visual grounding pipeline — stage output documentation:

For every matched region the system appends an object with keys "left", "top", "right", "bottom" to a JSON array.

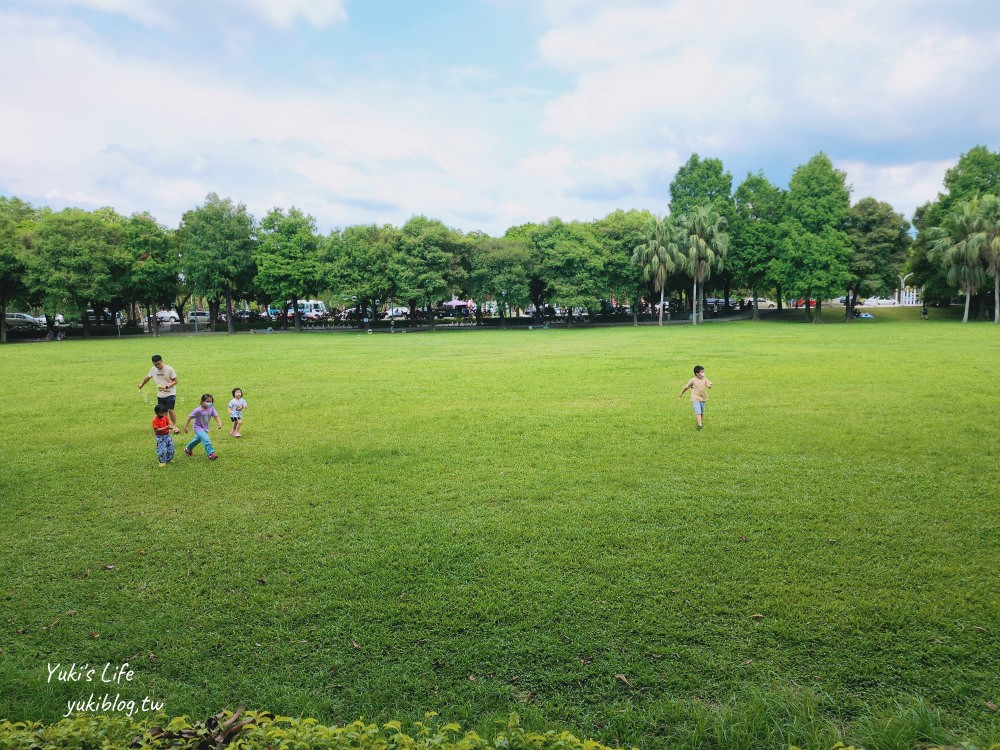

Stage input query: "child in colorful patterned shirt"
[{"left": 152, "top": 404, "right": 175, "bottom": 466}]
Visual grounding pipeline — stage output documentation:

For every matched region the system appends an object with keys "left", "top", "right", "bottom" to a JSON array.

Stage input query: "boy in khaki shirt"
[{"left": 679, "top": 365, "right": 712, "bottom": 430}]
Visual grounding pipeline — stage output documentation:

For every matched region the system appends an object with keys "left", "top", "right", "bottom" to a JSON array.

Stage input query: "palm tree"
[
  {"left": 975, "top": 194, "right": 1000, "bottom": 324},
  {"left": 930, "top": 199, "right": 985, "bottom": 323},
  {"left": 632, "top": 216, "right": 678, "bottom": 326},
  {"left": 679, "top": 205, "right": 729, "bottom": 324}
]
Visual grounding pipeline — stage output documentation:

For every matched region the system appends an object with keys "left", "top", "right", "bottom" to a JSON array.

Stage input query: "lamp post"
[{"left": 898, "top": 272, "right": 914, "bottom": 305}]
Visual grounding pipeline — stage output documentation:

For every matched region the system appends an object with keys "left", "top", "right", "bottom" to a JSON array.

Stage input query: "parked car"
[
  {"left": 35, "top": 313, "right": 65, "bottom": 326},
  {"left": 5, "top": 312, "right": 42, "bottom": 329},
  {"left": 382, "top": 307, "right": 410, "bottom": 320},
  {"left": 156, "top": 310, "right": 180, "bottom": 323},
  {"left": 187, "top": 310, "right": 212, "bottom": 323},
  {"left": 86, "top": 309, "right": 115, "bottom": 324},
  {"left": 864, "top": 296, "right": 898, "bottom": 307},
  {"left": 745, "top": 298, "right": 775, "bottom": 308}
]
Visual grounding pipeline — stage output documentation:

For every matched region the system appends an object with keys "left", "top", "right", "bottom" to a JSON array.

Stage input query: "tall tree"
[
  {"left": 466, "top": 232, "right": 531, "bottom": 325},
  {"left": 774, "top": 153, "right": 852, "bottom": 322},
  {"left": 678, "top": 205, "right": 728, "bottom": 324},
  {"left": 632, "top": 215, "right": 679, "bottom": 326},
  {"left": 731, "top": 172, "right": 786, "bottom": 320},
  {"left": 504, "top": 222, "right": 551, "bottom": 319},
  {"left": 844, "top": 198, "right": 911, "bottom": 319},
  {"left": 528, "top": 218, "right": 608, "bottom": 322},
  {"left": 928, "top": 198, "right": 985, "bottom": 323},
  {"left": 0, "top": 197, "right": 34, "bottom": 343},
  {"left": 669, "top": 154, "right": 735, "bottom": 221},
  {"left": 912, "top": 146, "right": 1000, "bottom": 306},
  {"left": 594, "top": 209, "right": 654, "bottom": 325},
  {"left": 23, "top": 207, "right": 128, "bottom": 336},
  {"left": 670, "top": 154, "right": 736, "bottom": 305},
  {"left": 326, "top": 223, "right": 401, "bottom": 323},
  {"left": 396, "top": 216, "right": 465, "bottom": 329},
  {"left": 255, "top": 207, "right": 322, "bottom": 332},
  {"left": 178, "top": 193, "right": 257, "bottom": 333},
  {"left": 977, "top": 193, "right": 1000, "bottom": 324},
  {"left": 123, "top": 213, "right": 177, "bottom": 335}
]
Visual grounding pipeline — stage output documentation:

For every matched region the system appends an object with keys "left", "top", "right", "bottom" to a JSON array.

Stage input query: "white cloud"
[
  {"left": 837, "top": 159, "right": 955, "bottom": 220},
  {"left": 7, "top": 0, "right": 348, "bottom": 28},
  {"left": 1, "top": 1, "right": 997, "bottom": 235},
  {"left": 535, "top": 1, "right": 1000, "bottom": 153},
  {"left": 242, "top": 0, "right": 347, "bottom": 28}
]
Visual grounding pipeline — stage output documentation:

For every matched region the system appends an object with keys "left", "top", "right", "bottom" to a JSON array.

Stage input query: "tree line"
[{"left": 2, "top": 147, "right": 998, "bottom": 342}]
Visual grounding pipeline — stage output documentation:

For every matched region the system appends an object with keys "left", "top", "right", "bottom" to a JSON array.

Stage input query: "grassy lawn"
[{"left": 1, "top": 318, "right": 997, "bottom": 748}]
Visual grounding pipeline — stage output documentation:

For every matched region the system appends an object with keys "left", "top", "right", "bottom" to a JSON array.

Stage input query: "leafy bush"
[{"left": 0, "top": 712, "right": 622, "bottom": 750}]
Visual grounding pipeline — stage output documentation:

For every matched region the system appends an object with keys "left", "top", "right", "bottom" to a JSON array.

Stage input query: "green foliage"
[
  {"left": 396, "top": 216, "right": 465, "bottom": 316},
  {"left": 774, "top": 154, "right": 853, "bottom": 320},
  {"left": 23, "top": 207, "right": 129, "bottom": 329},
  {"left": 513, "top": 218, "right": 608, "bottom": 314},
  {"left": 255, "top": 206, "right": 323, "bottom": 329},
  {"left": 730, "top": 172, "right": 787, "bottom": 307},
  {"left": 676, "top": 204, "right": 729, "bottom": 323},
  {"left": 787, "top": 153, "right": 851, "bottom": 236},
  {"left": 669, "top": 153, "right": 735, "bottom": 224},
  {"left": 631, "top": 215, "right": 679, "bottom": 324},
  {"left": 465, "top": 233, "right": 532, "bottom": 320},
  {"left": 0, "top": 712, "right": 621, "bottom": 750},
  {"left": 123, "top": 213, "right": 178, "bottom": 314},
  {"left": 179, "top": 193, "right": 257, "bottom": 327},
  {"left": 0, "top": 196, "right": 35, "bottom": 342},
  {"left": 592, "top": 209, "right": 654, "bottom": 318},
  {"left": 326, "top": 223, "right": 402, "bottom": 310},
  {"left": 912, "top": 145, "right": 1000, "bottom": 304},
  {"left": 845, "top": 198, "right": 911, "bottom": 304}
]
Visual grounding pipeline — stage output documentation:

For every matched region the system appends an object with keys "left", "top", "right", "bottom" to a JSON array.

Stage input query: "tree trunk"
[
  {"left": 658, "top": 285, "right": 664, "bottom": 326},
  {"left": 692, "top": 279, "right": 698, "bottom": 325},
  {"left": 995, "top": 275, "right": 999, "bottom": 324},
  {"left": 962, "top": 292, "right": 970, "bottom": 323},
  {"left": 226, "top": 293, "right": 235, "bottom": 335},
  {"left": 813, "top": 298, "right": 824, "bottom": 323}
]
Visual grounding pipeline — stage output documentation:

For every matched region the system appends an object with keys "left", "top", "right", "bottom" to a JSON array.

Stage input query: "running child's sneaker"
[
  {"left": 184, "top": 448, "right": 193, "bottom": 456},
  {"left": 208, "top": 453, "right": 218, "bottom": 461}
]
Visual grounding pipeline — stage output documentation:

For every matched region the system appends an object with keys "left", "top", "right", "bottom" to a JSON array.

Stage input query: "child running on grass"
[
  {"left": 183, "top": 393, "right": 223, "bottom": 460},
  {"left": 228, "top": 387, "right": 247, "bottom": 437},
  {"left": 152, "top": 404, "right": 175, "bottom": 466},
  {"left": 679, "top": 365, "right": 712, "bottom": 430}
]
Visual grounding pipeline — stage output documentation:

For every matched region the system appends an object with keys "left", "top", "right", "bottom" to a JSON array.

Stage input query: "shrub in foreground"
[{"left": 0, "top": 711, "right": 620, "bottom": 750}]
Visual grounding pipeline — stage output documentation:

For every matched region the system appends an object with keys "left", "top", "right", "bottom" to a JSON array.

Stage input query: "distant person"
[
  {"left": 679, "top": 365, "right": 713, "bottom": 431},
  {"left": 138, "top": 355, "right": 180, "bottom": 433},
  {"left": 152, "top": 404, "right": 175, "bottom": 467},
  {"left": 228, "top": 387, "right": 248, "bottom": 438},
  {"left": 183, "top": 393, "right": 223, "bottom": 461},
  {"left": 921, "top": 303, "right": 929, "bottom": 320}
]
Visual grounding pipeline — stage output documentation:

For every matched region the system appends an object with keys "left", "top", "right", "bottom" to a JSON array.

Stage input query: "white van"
[
  {"left": 298, "top": 300, "right": 328, "bottom": 319},
  {"left": 187, "top": 310, "right": 211, "bottom": 323}
]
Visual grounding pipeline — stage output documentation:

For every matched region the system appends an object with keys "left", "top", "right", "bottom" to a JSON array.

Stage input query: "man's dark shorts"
[{"left": 157, "top": 395, "right": 176, "bottom": 410}]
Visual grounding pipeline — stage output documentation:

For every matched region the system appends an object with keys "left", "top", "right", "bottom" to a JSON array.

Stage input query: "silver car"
[{"left": 5, "top": 313, "right": 41, "bottom": 328}]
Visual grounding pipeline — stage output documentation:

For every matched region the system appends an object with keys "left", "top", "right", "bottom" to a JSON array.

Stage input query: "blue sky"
[{"left": 1, "top": 0, "right": 998, "bottom": 235}]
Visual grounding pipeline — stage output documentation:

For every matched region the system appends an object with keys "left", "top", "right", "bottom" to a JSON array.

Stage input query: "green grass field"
[{"left": 1, "top": 316, "right": 998, "bottom": 749}]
